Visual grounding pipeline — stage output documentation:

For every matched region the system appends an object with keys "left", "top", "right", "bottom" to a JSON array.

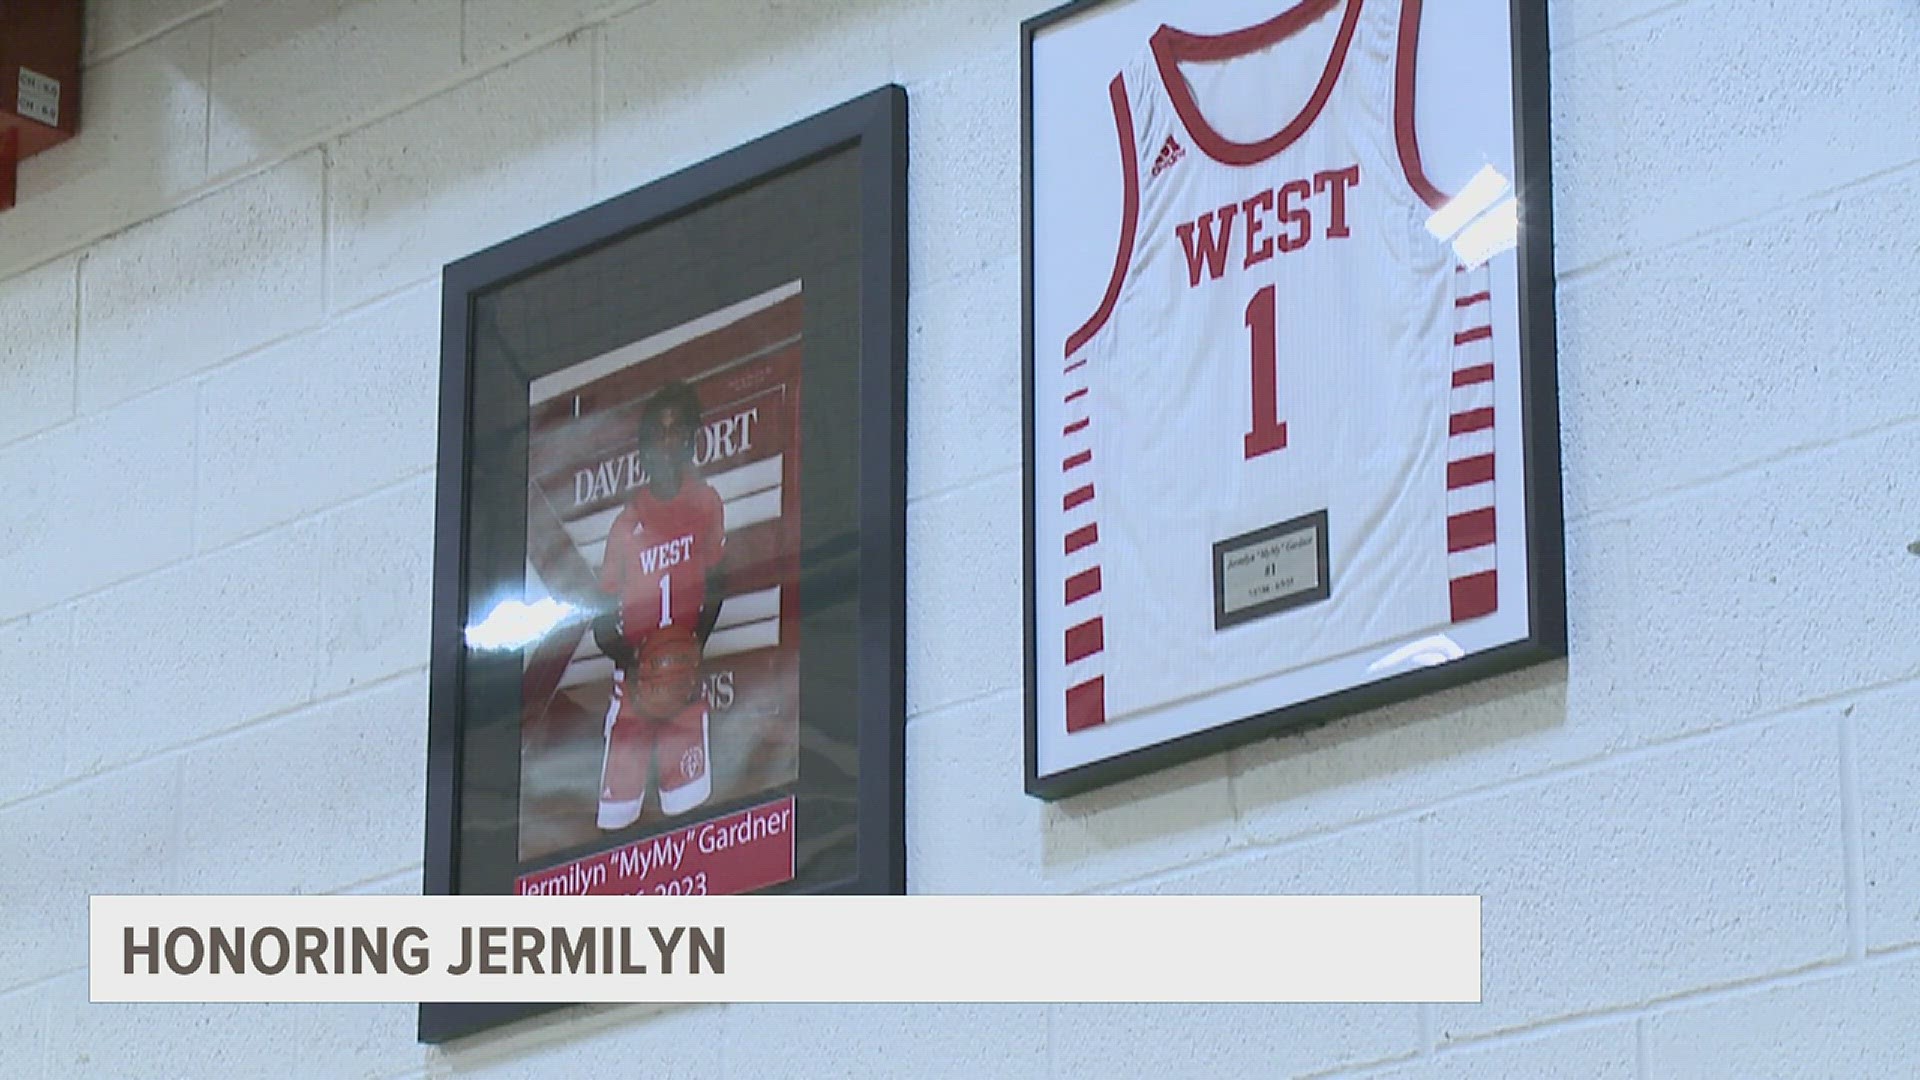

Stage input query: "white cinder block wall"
[{"left": 1, "top": 0, "right": 1916, "bottom": 1076}]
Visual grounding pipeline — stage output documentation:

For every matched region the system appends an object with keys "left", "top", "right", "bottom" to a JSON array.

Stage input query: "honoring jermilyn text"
[{"left": 122, "top": 925, "right": 725, "bottom": 977}]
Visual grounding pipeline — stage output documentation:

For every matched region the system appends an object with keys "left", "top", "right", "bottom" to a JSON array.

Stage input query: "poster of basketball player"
[
  {"left": 1023, "top": 0, "right": 1564, "bottom": 797},
  {"left": 514, "top": 283, "right": 804, "bottom": 891},
  {"left": 422, "top": 88, "right": 906, "bottom": 1042}
]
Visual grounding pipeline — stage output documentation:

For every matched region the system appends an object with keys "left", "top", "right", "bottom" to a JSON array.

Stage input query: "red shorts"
[{"left": 597, "top": 671, "right": 712, "bottom": 830}]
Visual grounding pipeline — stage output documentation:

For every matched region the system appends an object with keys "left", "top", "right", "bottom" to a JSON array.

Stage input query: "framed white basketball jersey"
[{"left": 1025, "top": 0, "right": 1566, "bottom": 798}]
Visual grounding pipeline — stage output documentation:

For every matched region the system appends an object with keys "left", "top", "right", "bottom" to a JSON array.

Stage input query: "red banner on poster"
[{"left": 515, "top": 796, "right": 796, "bottom": 897}]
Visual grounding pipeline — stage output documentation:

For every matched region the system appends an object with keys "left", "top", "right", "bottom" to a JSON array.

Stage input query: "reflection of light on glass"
[
  {"left": 1424, "top": 165, "right": 1510, "bottom": 242},
  {"left": 1367, "top": 634, "right": 1467, "bottom": 675},
  {"left": 465, "top": 598, "right": 579, "bottom": 651},
  {"left": 1451, "top": 198, "right": 1519, "bottom": 270},
  {"left": 1424, "top": 164, "right": 1520, "bottom": 270}
]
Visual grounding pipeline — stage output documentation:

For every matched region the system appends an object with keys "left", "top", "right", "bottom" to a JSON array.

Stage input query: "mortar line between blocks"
[
  {"left": 1570, "top": 414, "right": 1920, "bottom": 529},
  {"left": 1295, "top": 1043, "right": 1422, "bottom": 1080},
  {"left": 80, "top": 1, "right": 226, "bottom": 71},
  {"left": 1345, "top": 1009, "right": 1641, "bottom": 1076},
  {"left": 1547, "top": 0, "right": 1699, "bottom": 55},
  {"left": 590, "top": 26, "right": 604, "bottom": 197},
  {"left": 0, "top": 270, "right": 441, "bottom": 459},
  {"left": 2, "top": 0, "right": 659, "bottom": 287},
  {"left": 906, "top": 464, "right": 1022, "bottom": 509},
  {"left": 322, "top": 145, "right": 333, "bottom": 316},
  {"left": 0, "top": 963, "right": 86, "bottom": 1002},
  {"left": 332, "top": 864, "right": 426, "bottom": 895},
  {"left": 1223, "top": 748, "right": 1244, "bottom": 823},
  {"left": 1838, "top": 710, "right": 1869, "bottom": 960},
  {"left": 188, "top": 382, "right": 202, "bottom": 553},
  {"left": 1555, "top": 154, "right": 1920, "bottom": 288},
  {"left": 1433, "top": 954, "right": 1860, "bottom": 1054},
  {"left": 69, "top": 254, "right": 83, "bottom": 415},
  {"left": 202, "top": 15, "right": 215, "bottom": 177},
  {"left": 1092, "top": 828, "right": 1326, "bottom": 896},
  {"left": 0, "top": 466, "right": 433, "bottom": 632},
  {"left": 0, "top": 665, "right": 428, "bottom": 819},
  {"left": 1043, "top": 1002, "right": 1055, "bottom": 1077},
  {"left": 17, "top": 19, "right": 1918, "bottom": 306},
  {"left": 1237, "top": 669, "right": 1920, "bottom": 856},
  {"left": 1289, "top": 942, "right": 1920, "bottom": 1078},
  {"left": 905, "top": 685, "right": 1019, "bottom": 726},
  {"left": 1416, "top": 818, "right": 1435, "bottom": 1054}
]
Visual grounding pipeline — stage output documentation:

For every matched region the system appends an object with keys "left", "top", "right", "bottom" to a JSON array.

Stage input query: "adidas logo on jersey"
[{"left": 1149, "top": 135, "right": 1185, "bottom": 181}]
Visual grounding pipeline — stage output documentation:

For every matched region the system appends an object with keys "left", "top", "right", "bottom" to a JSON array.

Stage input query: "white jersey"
[{"left": 1053, "top": 0, "right": 1499, "bottom": 733}]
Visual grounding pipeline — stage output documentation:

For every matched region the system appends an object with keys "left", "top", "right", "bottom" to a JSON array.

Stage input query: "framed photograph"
[
  {"left": 422, "top": 86, "right": 907, "bottom": 1042},
  {"left": 1023, "top": 0, "right": 1564, "bottom": 799}
]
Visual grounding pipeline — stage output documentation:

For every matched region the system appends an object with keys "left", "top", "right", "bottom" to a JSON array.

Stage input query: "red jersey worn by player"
[
  {"left": 600, "top": 480, "right": 726, "bottom": 652},
  {"left": 596, "top": 477, "right": 725, "bottom": 829}
]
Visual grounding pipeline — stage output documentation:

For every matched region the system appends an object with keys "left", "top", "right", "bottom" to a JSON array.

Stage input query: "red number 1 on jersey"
[{"left": 1243, "top": 284, "right": 1288, "bottom": 460}]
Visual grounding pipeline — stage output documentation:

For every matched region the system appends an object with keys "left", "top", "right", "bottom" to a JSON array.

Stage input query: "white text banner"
[{"left": 90, "top": 895, "right": 1480, "bottom": 1004}]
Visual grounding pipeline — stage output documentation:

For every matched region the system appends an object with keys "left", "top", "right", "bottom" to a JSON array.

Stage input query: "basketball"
[{"left": 633, "top": 623, "right": 703, "bottom": 720}]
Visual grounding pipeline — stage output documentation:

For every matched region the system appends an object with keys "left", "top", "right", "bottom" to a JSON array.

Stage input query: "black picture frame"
[
  {"left": 1021, "top": 0, "right": 1565, "bottom": 799},
  {"left": 422, "top": 86, "right": 908, "bottom": 1043}
]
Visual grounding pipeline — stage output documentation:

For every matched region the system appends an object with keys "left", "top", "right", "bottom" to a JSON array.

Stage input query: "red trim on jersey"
[
  {"left": 1063, "top": 449, "right": 1092, "bottom": 472},
  {"left": 1447, "top": 454, "right": 1496, "bottom": 489},
  {"left": 1452, "top": 363, "right": 1494, "bottom": 388},
  {"left": 1065, "top": 567, "right": 1103, "bottom": 605},
  {"left": 1455, "top": 290, "right": 1492, "bottom": 309},
  {"left": 1064, "top": 485, "right": 1095, "bottom": 511},
  {"left": 1150, "top": 0, "right": 1362, "bottom": 167},
  {"left": 1065, "top": 76, "right": 1142, "bottom": 360},
  {"left": 1395, "top": 0, "right": 1451, "bottom": 211},
  {"left": 1065, "top": 358, "right": 1087, "bottom": 374},
  {"left": 1066, "top": 678, "right": 1106, "bottom": 732},
  {"left": 1454, "top": 325, "right": 1493, "bottom": 346},
  {"left": 1065, "top": 387, "right": 1088, "bottom": 404},
  {"left": 1064, "top": 417, "right": 1089, "bottom": 436},
  {"left": 1447, "top": 509, "right": 1497, "bottom": 553},
  {"left": 1450, "top": 408, "right": 1494, "bottom": 436},
  {"left": 1450, "top": 571, "right": 1498, "bottom": 620},
  {"left": 1065, "top": 524, "right": 1100, "bottom": 554},
  {"left": 1065, "top": 618, "right": 1105, "bottom": 664}
]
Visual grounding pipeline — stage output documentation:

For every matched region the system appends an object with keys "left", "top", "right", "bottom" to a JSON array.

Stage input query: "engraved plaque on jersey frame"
[
  {"left": 1023, "top": 0, "right": 1565, "bottom": 799},
  {"left": 424, "top": 87, "right": 907, "bottom": 1042},
  {"left": 1214, "top": 510, "right": 1332, "bottom": 629}
]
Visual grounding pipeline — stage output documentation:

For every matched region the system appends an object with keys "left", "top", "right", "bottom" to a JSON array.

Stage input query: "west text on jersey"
[
  {"left": 1176, "top": 165, "right": 1361, "bottom": 287},
  {"left": 631, "top": 534, "right": 697, "bottom": 575}
]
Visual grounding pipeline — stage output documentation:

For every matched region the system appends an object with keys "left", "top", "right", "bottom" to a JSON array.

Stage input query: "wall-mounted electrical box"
[{"left": 0, "top": 0, "right": 84, "bottom": 211}]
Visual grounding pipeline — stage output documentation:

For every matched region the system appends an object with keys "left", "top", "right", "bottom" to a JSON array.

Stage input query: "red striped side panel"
[
  {"left": 1065, "top": 678, "right": 1106, "bottom": 732},
  {"left": 1065, "top": 618, "right": 1104, "bottom": 664},
  {"left": 1065, "top": 567, "right": 1102, "bottom": 605},
  {"left": 1450, "top": 571, "right": 1498, "bottom": 620}
]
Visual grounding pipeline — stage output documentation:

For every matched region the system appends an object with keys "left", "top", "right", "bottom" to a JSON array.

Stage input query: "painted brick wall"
[{"left": 1, "top": 1, "right": 1916, "bottom": 1076}]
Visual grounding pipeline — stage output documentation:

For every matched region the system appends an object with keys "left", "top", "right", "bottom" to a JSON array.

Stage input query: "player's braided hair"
[{"left": 638, "top": 380, "right": 703, "bottom": 454}]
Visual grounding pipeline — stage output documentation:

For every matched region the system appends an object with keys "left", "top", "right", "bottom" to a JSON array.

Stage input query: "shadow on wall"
[
  {"left": 3, "top": 0, "right": 937, "bottom": 284},
  {"left": 426, "top": 998, "right": 721, "bottom": 1073},
  {"left": 2, "top": 13, "right": 211, "bottom": 277},
  {"left": 1229, "top": 660, "right": 1570, "bottom": 809},
  {"left": 1038, "top": 659, "right": 1572, "bottom": 861}
]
